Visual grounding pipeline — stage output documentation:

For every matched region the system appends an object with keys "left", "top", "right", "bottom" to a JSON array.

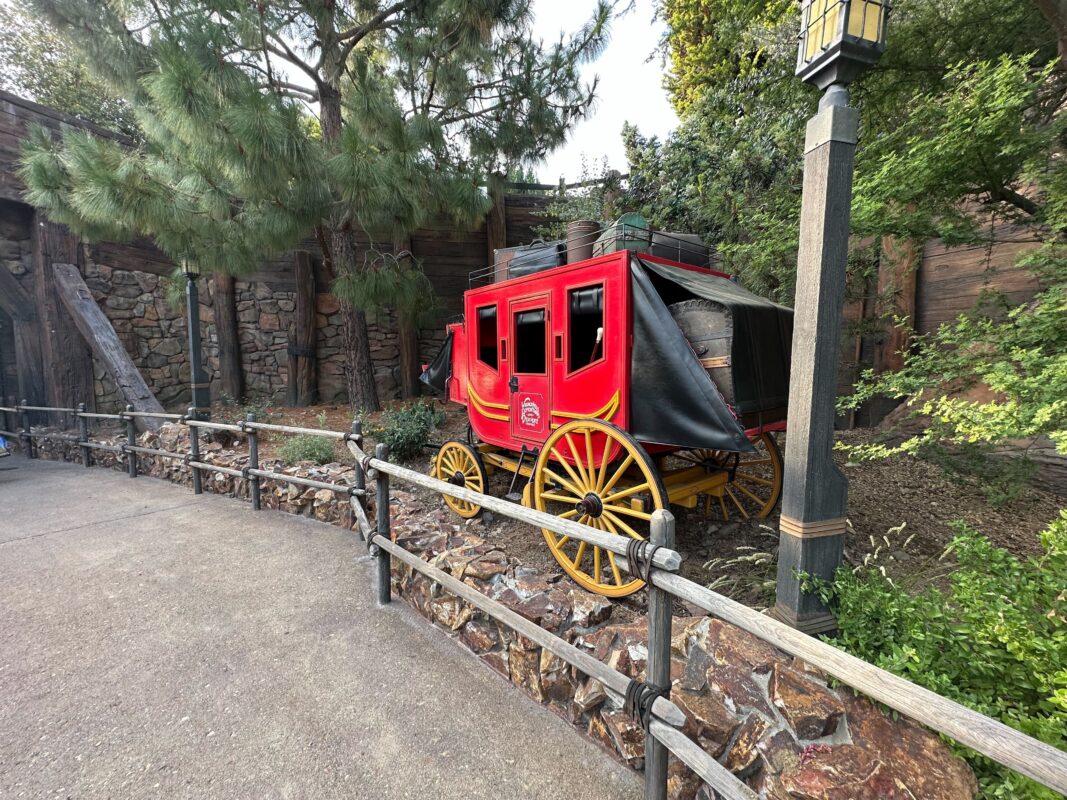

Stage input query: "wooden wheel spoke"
[
  {"left": 601, "top": 454, "right": 634, "bottom": 496},
  {"left": 603, "top": 503, "right": 653, "bottom": 521},
  {"left": 542, "top": 466, "right": 585, "bottom": 498},
  {"left": 564, "top": 433, "right": 591, "bottom": 488},
  {"left": 739, "top": 458, "right": 771, "bottom": 466},
  {"left": 572, "top": 541, "right": 587, "bottom": 571},
  {"left": 725, "top": 487, "right": 749, "bottom": 520},
  {"left": 559, "top": 509, "right": 580, "bottom": 520},
  {"left": 595, "top": 433, "right": 613, "bottom": 493},
  {"left": 550, "top": 447, "right": 589, "bottom": 493},
  {"left": 602, "top": 480, "right": 652, "bottom": 506},
  {"left": 718, "top": 494, "right": 729, "bottom": 520},
  {"left": 735, "top": 471, "right": 774, "bottom": 486},
  {"left": 541, "top": 490, "right": 583, "bottom": 504},
  {"left": 734, "top": 482, "right": 766, "bottom": 506},
  {"left": 601, "top": 509, "right": 644, "bottom": 541},
  {"left": 584, "top": 429, "right": 595, "bottom": 487},
  {"left": 607, "top": 551, "right": 623, "bottom": 586}
]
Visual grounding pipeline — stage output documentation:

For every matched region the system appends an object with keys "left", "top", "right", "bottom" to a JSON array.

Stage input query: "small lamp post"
[
  {"left": 773, "top": 0, "right": 890, "bottom": 634},
  {"left": 182, "top": 258, "right": 211, "bottom": 420}
]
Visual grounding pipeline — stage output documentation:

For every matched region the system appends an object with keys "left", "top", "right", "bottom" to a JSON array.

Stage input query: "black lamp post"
[
  {"left": 773, "top": 0, "right": 890, "bottom": 634},
  {"left": 182, "top": 258, "right": 211, "bottom": 420}
]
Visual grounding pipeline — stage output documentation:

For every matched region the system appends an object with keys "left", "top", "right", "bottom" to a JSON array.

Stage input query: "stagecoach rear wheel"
[
  {"left": 530, "top": 419, "right": 667, "bottom": 598},
  {"left": 674, "top": 432, "right": 783, "bottom": 521},
  {"left": 433, "top": 440, "right": 488, "bottom": 519}
]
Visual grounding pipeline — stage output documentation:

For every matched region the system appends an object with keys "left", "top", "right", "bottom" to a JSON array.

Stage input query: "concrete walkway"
[{"left": 0, "top": 457, "right": 640, "bottom": 799}]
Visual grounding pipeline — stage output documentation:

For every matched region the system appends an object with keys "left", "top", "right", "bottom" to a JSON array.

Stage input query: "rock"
[
  {"left": 704, "top": 619, "right": 788, "bottom": 673},
  {"left": 460, "top": 619, "right": 499, "bottom": 653},
  {"left": 722, "top": 713, "right": 770, "bottom": 778},
  {"left": 514, "top": 590, "right": 571, "bottom": 633},
  {"left": 780, "top": 744, "right": 911, "bottom": 800},
  {"left": 677, "top": 644, "right": 713, "bottom": 692},
  {"left": 671, "top": 688, "right": 739, "bottom": 757},
  {"left": 768, "top": 664, "right": 844, "bottom": 739},
  {"left": 508, "top": 643, "right": 544, "bottom": 702},
  {"left": 481, "top": 650, "right": 509, "bottom": 677},
  {"left": 568, "top": 589, "right": 613, "bottom": 628},
  {"left": 429, "top": 596, "right": 472, "bottom": 631},
  {"left": 574, "top": 678, "right": 607, "bottom": 713},
  {"left": 601, "top": 710, "right": 645, "bottom": 767},
  {"left": 667, "top": 757, "right": 704, "bottom": 800},
  {"left": 539, "top": 650, "right": 576, "bottom": 704},
  {"left": 841, "top": 693, "right": 977, "bottom": 799},
  {"left": 757, "top": 729, "right": 803, "bottom": 776},
  {"left": 465, "top": 551, "right": 508, "bottom": 581},
  {"left": 706, "top": 664, "right": 775, "bottom": 718}
]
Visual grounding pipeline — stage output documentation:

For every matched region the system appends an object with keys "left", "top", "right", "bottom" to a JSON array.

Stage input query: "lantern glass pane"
[
  {"left": 803, "top": 0, "right": 844, "bottom": 62},
  {"left": 847, "top": 0, "right": 883, "bottom": 42}
]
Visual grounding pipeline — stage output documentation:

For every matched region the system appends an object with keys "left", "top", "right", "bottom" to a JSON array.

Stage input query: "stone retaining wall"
[{"left": 21, "top": 426, "right": 976, "bottom": 800}]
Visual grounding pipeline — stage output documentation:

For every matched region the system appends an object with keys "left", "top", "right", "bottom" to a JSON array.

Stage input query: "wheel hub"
[
  {"left": 574, "top": 492, "right": 604, "bottom": 519},
  {"left": 448, "top": 470, "right": 466, "bottom": 487}
]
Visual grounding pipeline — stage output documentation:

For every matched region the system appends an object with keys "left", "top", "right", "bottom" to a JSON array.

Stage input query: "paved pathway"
[{"left": 0, "top": 457, "right": 640, "bottom": 799}]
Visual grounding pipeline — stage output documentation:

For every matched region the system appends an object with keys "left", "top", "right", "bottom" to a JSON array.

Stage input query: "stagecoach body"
[{"left": 421, "top": 246, "right": 794, "bottom": 597}]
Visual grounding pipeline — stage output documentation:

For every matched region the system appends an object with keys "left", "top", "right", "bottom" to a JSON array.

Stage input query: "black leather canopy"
[
  {"left": 419, "top": 328, "right": 453, "bottom": 394},
  {"left": 629, "top": 258, "right": 753, "bottom": 452}
]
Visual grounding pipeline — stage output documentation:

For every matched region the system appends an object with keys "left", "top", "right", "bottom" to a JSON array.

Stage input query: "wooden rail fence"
[{"left": 1, "top": 401, "right": 1065, "bottom": 799}]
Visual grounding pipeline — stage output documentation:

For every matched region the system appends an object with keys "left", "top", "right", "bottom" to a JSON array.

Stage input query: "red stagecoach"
[{"left": 420, "top": 225, "right": 793, "bottom": 597}]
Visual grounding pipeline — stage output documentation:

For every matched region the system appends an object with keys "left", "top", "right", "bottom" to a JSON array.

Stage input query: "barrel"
[{"left": 566, "top": 220, "right": 600, "bottom": 264}]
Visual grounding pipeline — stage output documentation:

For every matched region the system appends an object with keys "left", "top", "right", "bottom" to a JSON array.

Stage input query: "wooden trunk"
[
  {"left": 287, "top": 251, "right": 317, "bottom": 406},
  {"left": 213, "top": 273, "right": 242, "bottom": 403},
  {"left": 0, "top": 263, "right": 46, "bottom": 408},
  {"left": 32, "top": 216, "right": 94, "bottom": 424}
]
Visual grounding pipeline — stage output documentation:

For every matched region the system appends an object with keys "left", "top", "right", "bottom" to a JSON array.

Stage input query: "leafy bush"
[
  {"left": 371, "top": 402, "right": 443, "bottom": 461},
  {"left": 809, "top": 512, "right": 1067, "bottom": 799},
  {"left": 278, "top": 434, "right": 336, "bottom": 465}
]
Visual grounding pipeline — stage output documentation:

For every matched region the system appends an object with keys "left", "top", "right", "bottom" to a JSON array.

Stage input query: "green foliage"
[
  {"left": 0, "top": 3, "right": 138, "bottom": 135},
  {"left": 535, "top": 156, "right": 627, "bottom": 239},
  {"left": 278, "top": 434, "right": 337, "bottom": 466},
  {"left": 810, "top": 513, "right": 1067, "bottom": 798},
  {"left": 370, "top": 402, "right": 444, "bottom": 461}
]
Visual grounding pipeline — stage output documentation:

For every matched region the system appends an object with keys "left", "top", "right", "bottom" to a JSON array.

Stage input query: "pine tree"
[{"left": 17, "top": 0, "right": 611, "bottom": 410}]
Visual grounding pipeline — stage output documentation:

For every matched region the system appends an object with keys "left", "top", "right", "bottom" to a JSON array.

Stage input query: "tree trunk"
[
  {"left": 394, "top": 234, "right": 420, "bottom": 399},
  {"left": 212, "top": 272, "right": 242, "bottom": 403},
  {"left": 287, "top": 251, "right": 317, "bottom": 406},
  {"left": 319, "top": 84, "right": 380, "bottom": 412}
]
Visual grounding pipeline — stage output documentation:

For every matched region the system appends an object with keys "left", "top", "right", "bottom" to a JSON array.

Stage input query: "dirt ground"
[{"left": 213, "top": 399, "right": 1066, "bottom": 613}]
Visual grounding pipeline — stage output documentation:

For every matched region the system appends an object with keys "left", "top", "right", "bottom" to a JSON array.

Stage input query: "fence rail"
[{"left": 2, "top": 400, "right": 1065, "bottom": 799}]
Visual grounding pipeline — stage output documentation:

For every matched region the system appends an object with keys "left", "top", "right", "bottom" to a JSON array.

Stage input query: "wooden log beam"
[
  {"left": 486, "top": 174, "right": 506, "bottom": 271},
  {"left": 287, "top": 251, "right": 317, "bottom": 406},
  {"left": 212, "top": 273, "right": 242, "bottom": 403},
  {"left": 32, "top": 216, "right": 93, "bottom": 423},
  {"left": 0, "top": 264, "right": 46, "bottom": 407},
  {"left": 50, "top": 262, "right": 165, "bottom": 432}
]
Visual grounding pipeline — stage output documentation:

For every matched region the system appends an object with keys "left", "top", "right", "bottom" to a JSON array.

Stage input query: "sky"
[{"left": 529, "top": 0, "right": 679, "bottom": 184}]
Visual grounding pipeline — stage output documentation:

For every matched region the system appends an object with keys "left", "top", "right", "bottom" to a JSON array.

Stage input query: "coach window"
[
  {"left": 515, "top": 309, "right": 546, "bottom": 373},
  {"left": 568, "top": 285, "right": 604, "bottom": 373},
  {"left": 477, "top": 305, "right": 498, "bottom": 369}
]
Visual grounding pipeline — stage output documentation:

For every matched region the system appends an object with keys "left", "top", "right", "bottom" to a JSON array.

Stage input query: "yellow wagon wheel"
[
  {"left": 530, "top": 419, "right": 667, "bottom": 598},
  {"left": 433, "top": 440, "right": 488, "bottom": 519},
  {"left": 675, "top": 432, "right": 783, "bottom": 521}
]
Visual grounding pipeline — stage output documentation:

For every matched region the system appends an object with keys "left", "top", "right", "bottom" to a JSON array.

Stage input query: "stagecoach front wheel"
[
  {"left": 530, "top": 419, "right": 667, "bottom": 598},
  {"left": 433, "top": 440, "right": 488, "bottom": 519}
]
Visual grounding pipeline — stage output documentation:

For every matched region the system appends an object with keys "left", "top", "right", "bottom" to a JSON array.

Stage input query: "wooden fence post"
[
  {"left": 125, "top": 404, "right": 137, "bottom": 478},
  {"left": 645, "top": 509, "right": 676, "bottom": 800},
  {"left": 77, "top": 402, "right": 90, "bottom": 467},
  {"left": 19, "top": 398, "right": 33, "bottom": 458},
  {"left": 375, "top": 442, "right": 391, "bottom": 604},
  {"left": 247, "top": 411, "right": 261, "bottom": 510},
  {"left": 352, "top": 419, "right": 365, "bottom": 496},
  {"left": 188, "top": 406, "right": 202, "bottom": 494}
]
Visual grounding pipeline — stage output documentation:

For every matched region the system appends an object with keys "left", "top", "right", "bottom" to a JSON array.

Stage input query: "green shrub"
[
  {"left": 278, "top": 434, "right": 337, "bottom": 465},
  {"left": 809, "top": 512, "right": 1067, "bottom": 799},
  {"left": 372, "top": 402, "right": 444, "bottom": 461}
]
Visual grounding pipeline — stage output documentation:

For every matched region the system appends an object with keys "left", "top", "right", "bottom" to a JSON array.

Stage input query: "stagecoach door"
[{"left": 507, "top": 295, "right": 551, "bottom": 444}]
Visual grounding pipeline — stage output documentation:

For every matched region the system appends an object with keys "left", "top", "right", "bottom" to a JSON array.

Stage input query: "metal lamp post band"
[{"left": 779, "top": 515, "right": 847, "bottom": 539}]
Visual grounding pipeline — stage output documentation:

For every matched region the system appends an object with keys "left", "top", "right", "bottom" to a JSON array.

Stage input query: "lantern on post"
[
  {"left": 772, "top": 0, "right": 889, "bottom": 634},
  {"left": 796, "top": 0, "right": 890, "bottom": 89},
  {"left": 182, "top": 258, "right": 211, "bottom": 420}
]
